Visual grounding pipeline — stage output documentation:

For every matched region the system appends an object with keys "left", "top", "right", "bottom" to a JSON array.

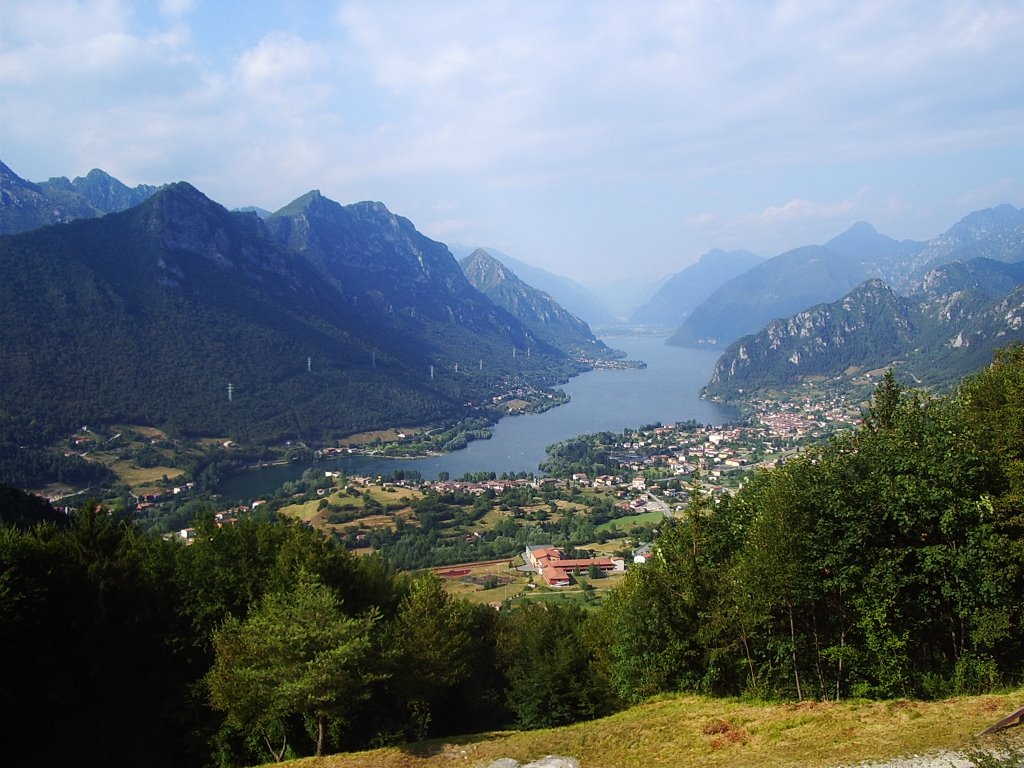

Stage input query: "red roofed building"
[{"left": 524, "top": 545, "right": 625, "bottom": 586}]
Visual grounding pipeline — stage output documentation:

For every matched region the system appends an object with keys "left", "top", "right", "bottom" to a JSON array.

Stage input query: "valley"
[
  {"left": 3, "top": 161, "right": 1024, "bottom": 768},
  {"left": 5, "top": 5, "right": 1024, "bottom": 766}
]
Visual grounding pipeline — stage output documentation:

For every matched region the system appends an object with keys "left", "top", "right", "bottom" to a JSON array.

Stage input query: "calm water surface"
[{"left": 217, "top": 335, "right": 735, "bottom": 502}]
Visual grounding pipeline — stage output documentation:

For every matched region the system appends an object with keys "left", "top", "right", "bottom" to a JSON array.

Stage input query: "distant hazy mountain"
[
  {"left": 449, "top": 244, "right": 617, "bottom": 325},
  {"left": 1, "top": 181, "right": 578, "bottom": 448},
  {"left": 629, "top": 249, "right": 763, "bottom": 328},
  {"left": 0, "top": 161, "right": 158, "bottom": 234},
  {"left": 668, "top": 222, "right": 925, "bottom": 348},
  {"left": 1, "top": 161, "right": 101, "bottom": 232},
  {"left": 460, "top": 249, "right": 617, "bottom": 359},
  {"left": 235, "top": 205, "right": 272, "bottom": 219},
  {"left": 584, "top": 275, "right": 669, "bottom": 323},
  {"left": 904, "top": 204, "right": 1024, "bottom": 285}
]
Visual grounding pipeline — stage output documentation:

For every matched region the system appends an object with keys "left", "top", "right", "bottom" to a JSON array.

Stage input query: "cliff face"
[
  {"left": 706, "top": 256, "right": 1024, "bottom": 400},
  {"left": 706, "top": 280, "right": 921, "bottom": 394}
]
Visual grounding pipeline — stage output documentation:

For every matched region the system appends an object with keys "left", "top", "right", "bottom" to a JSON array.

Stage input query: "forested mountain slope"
[
  {"left": 449, "top": 243, "right": 618, "bottom": 326},
  {"left": 460, "top": 248, "right": 617, "bottom": 358}
]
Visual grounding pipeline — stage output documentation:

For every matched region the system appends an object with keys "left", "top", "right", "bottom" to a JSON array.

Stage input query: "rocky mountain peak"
[{"left": 461, "top": 249, "right": 516, "bottom": 290}]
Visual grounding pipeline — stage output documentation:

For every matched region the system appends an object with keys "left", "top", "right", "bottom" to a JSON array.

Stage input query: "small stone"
[{"left": 523, "top": 758, "right": 581, "bottom": 768}]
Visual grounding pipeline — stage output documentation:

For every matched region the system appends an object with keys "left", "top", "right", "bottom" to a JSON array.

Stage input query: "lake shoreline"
[{"left": 215, "top": 336, "right": 736, "bottom": 503}]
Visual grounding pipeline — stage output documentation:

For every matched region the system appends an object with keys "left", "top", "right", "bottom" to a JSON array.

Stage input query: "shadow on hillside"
[
  {"left": 396, "top": 732, "right": 499, "bottom": 760},
  {"left": 397, "top": 741, "right": 445, "bottom": 759}
]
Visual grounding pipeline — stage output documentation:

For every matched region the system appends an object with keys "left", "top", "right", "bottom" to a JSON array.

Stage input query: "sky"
[{"left": 2, "top": 1, "right": 1023, "bottom": 285}]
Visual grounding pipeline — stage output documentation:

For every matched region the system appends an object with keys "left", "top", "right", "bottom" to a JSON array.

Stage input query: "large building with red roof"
[{"left": 524, "top": 545, "right": 626, "bottom": 587}]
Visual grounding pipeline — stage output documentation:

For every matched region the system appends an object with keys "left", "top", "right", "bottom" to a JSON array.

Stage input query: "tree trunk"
[
  {"left": 739, "top": 623, "right": 757, "bottom": 687},
  {"left": 316, "top": 714, "right": 326, "bottom": 757},
  {"left": 787, "top": 601, "right": 803, "bottom": 701},
  {"left": 264, "top": 733, "right": 287, "bottom": 763}
]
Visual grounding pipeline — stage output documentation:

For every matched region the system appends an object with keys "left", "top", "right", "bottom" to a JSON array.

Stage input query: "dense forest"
[
  {"left": 599, "top": 348, "right": 1024, "bottom": 703},
  {"left": 2, "top": 346, "right": 1023, "bottom": 766}
]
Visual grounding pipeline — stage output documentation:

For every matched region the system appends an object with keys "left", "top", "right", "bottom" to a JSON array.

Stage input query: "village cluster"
[{"left": 166, "top": 393, "right": 863, "bottom": 593}]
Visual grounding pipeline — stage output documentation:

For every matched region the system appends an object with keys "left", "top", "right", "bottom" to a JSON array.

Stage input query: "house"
[{"left": 633, "top": 543, "right": 654, "bottom": 564}]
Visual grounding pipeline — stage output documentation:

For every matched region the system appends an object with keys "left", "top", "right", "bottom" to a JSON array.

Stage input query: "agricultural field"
[
  {"left": 78, "top": 425, "right": 187, "bottom": 493},
  {"left": 279, "top": 483, "right": 423, "bottom": 534}
]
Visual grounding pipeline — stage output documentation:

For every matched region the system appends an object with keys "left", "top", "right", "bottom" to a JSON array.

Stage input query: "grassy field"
[
  {"left": 337, "top": 428, "right": 428, "bottom": 446},
  {"left": 595, "top": 509, "right": 664, "bottom": 532},
  {"left": 107, "top": 460, "right": 184, "bottom": 488},
  {"left": 278, "top": 690, "right": 1024, "bottom": 768}
]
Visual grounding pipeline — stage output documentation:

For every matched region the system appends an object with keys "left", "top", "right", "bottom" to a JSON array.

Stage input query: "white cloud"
[
  {"left": 760, "top": 198, "right": 857, "bottom": 225},
  {"left": 159, "top": 0, "right": 195, "bottom": 17},
  {"left": 2, "top": 0, "right": 132, "bottom": 47},
  {"left": 233, "top": 32, "right": 328, "bottom": 94}
]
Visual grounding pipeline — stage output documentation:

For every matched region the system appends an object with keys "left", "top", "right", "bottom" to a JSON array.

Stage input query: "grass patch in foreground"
[{"left": 279, "top": 690, "right": 1024, "bottom": 768}]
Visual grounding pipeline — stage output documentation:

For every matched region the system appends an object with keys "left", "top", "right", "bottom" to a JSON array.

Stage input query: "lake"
[{"left": 216, "top": 335, "right": 736, "bottom": 502}]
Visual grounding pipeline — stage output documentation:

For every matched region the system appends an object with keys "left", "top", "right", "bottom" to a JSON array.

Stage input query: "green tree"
[
  {"left": 206, "top": 571, "right": 382, "bottom": 760},
  {"left": 383, "top": 574, "right": 477, "bottom": 738},
  {"left": 496, "top": 602, "right": 613, "bottom": 728}
]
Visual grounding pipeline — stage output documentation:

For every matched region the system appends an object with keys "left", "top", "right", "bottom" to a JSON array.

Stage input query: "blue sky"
[{"left": 2, "top": 1, "right": 1023, "bottom": 284}]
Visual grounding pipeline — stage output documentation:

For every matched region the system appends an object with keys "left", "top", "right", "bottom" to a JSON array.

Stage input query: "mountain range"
[
  {"left": 0, "top": 160, "right": 158, "bottom": 234},
  {"left": 704, "top": 227, "right": 1024, "bottom": 400},
  {"left": 667, "top": 222, "right": 926, "bottom": 348},
  {"left": 667, "top": 206, "right": 1024, "bottom": 355},
  {"left": 0, "top": 163, "right": 584, "bottom": 450},
  {"left": 5, "top": 158, "right": 1024, "bottom": 443}
]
